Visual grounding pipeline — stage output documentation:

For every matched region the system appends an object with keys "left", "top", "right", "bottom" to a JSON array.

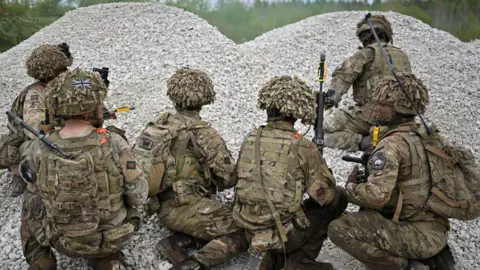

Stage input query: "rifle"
[
  {"left": 6, "top": 111, "right": 71, "bottom": 159},
  {"left": 93, "top": 67, "right": 110, "bottom": 88},
  {"left": 7, "top": 111, "right": 73, "bottom": 184},
  {"left": 314, "top": 54, "right": 327, "bottom": 156},
  {"left": 103, "top": 106, "right": 136, "bottom": 120}
]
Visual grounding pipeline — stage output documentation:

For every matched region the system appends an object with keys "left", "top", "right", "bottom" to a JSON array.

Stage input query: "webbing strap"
[
  {"left": 179, "top": 115, "right": 215, "bottom": 187},
  {"left": 393, "top": 191, "right": 403, "bottom": 223},
  {"left": 431, "top": 187, "right": 469, "bottom": 208},
  {"left": 425, "top": 145, "right": 456, "bottom": 168},
  {"left": 254, "top": 128, "right": 288, "bottom": 245}
]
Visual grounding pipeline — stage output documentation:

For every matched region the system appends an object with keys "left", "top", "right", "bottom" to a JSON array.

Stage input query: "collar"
[
  {"left": 176, "top": 110, "right": 201, "bottom": 121},
  {"left": 265, "top": 120, "right": 296, "bottom": 132}
]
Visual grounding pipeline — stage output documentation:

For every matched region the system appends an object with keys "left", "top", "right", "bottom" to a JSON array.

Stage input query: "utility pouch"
[{"left": 172, "top": 180, "right": 203, "bottom": 206}]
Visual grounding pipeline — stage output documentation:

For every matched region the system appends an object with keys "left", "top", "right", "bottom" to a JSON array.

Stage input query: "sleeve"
[
  {"left": 23, "top": 88, "right": 46, "bottom": 140},
  {"left": 329, "top": 48, "right": 375, "bottom": 97},
  {"left": 301, "top": 140, "right": 336, "bottom": 206},
  {"left": 19, "top": 139, "right": 43, "bottom": 191},
  {"left": 196, "top": 127, "right": 237, "bottom": 189},
  {"left": 346, "top": 136, "right": 404, "bottom": 209},
  {"left": 110, "top": 133, "right": 148, "bottom": 206}
]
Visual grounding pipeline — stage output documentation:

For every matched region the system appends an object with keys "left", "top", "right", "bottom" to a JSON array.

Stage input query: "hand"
[
  {"left": 324, "top": 89, "right": 336, "bottom": 109},
  {"left": 346, "top": 165, "right": 359, "bottom": 188}
]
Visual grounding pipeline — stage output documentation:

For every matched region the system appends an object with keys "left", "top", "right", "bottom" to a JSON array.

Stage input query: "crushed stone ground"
[{"left": 0, "top": 3, "right": 478, "bottom": 269}]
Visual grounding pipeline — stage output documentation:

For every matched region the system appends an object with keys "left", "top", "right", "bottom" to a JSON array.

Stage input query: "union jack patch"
[{"left": 72, "top": 78, "right": 92, "bottom": 89}]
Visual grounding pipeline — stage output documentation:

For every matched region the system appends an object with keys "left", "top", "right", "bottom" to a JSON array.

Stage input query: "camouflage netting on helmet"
[
  {"left": 371, "top": 73, "right": 429, "bottom": 115},
  {"left": 356, "top": 14, "right": 393, "bottom": 41},
  {"left": 26, "top": 44, "right": 73, "bottom": 82},
  {"left": 167, "top": 67, "right": 215, "bottom": 108},
  {"left": 258, "top": 76, "right": 316, "bottom": 125},
  {"left": 45, "top": 68, "right": 107, "bottom": 116}
]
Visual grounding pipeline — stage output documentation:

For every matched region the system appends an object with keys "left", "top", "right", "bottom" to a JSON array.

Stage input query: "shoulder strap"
[
  {"left": 254, "top": 127, "right": 288, "bottom": 246},
  {"left": 178, "top": 114, "right": 215, "bottom": 187}
]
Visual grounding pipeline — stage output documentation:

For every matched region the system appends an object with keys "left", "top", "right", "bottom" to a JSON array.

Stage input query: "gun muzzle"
[{"left": 342, "top": 155, "right": 364, "bottom": 164}]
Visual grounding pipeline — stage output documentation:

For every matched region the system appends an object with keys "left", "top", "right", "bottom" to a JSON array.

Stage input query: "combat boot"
[
  {"left": 418, "top": 245, "right": 456, "bottom": 270},
  {"left": 285, "top": 250, "right": 333, "bottom": 270},
  {"left": 88, "top": 252, "right": 127, "bottom": 270},
  {"left": 168, "top": 258, "right": 203, "bottom": 270},
  {"left": 9, "top": 174, "right": 26, "bottom": 197},
  {"left": 28, "top": 254, "right": 57, "bottom": 270},
  {"left": 157, "top": 233, "right": 195, "bottom": 265}
]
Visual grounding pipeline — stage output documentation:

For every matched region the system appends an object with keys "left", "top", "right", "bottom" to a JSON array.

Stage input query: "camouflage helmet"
[
  {"left": 356, "top": 14, "right": 393, "bottom": 42},
  {"left": 26, "top": 44, "right": 73, "bottom": 82},
  {"left": 167, "top": 67, "right": 215, "bottom": 108},
  {"left": 370, "top": 73, "right": 429, "bottom": 115},
  {"left": 45, "top": 68, "right": 107, "bottom": 118},
  {"left": 258, "top": 76, "right": 316, "bottom": 125}
]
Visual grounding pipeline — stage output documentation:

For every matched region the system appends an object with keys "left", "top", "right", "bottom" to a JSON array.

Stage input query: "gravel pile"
[{"left": 0, "top": 4, "right": 479, "bottom": 269}]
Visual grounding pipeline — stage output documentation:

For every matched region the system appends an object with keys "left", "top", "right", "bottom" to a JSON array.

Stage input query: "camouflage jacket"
[
  {"left": 330, "top": 42, "right": 411, "bottom": 105},
  {"left": 22, "top": 122, "right": 148, "bottom": 228},
  {"left": 160, "top": 110, "right": 237, "bottom": 192},
  {"left": 233, "top": 121, "right": 336, "bottom": 231},
  {"left": 347, "top": 121, "right": 449, "bottom": 226}
]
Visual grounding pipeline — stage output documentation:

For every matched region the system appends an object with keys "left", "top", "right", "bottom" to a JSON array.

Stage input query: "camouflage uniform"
[
  {"left": 142, "top": 68, "right": 247, "bottom": 269},
  {"left": 234, "top": 76, "right": 348, "bottom": 270},
  {"left": 20, "top": 69, "right": 148, "bottom": 270},
  {"left": 0, "top": 44, "right": 72, "bottom": 197},
  {"left": 328, "top": 74, "right": 450, "bottom": 270},
  {"left": 324, "top": 14, "right": 412, "bottom": 152}
]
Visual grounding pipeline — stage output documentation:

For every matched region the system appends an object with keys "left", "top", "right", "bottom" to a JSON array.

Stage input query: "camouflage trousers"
[
  {"left": 324, "top": 105, "right": 371, "bottom": 152},
  {"left": 158, "top": 195, "right": 248, "bottom": 267},
  {"left": 247, "top": 187, "right": 348, "bottom": 261},
  {"left": 21, "top": 191, "right": 52, "bottom": 265},
  {"left": 328, "top": 210, "right": 449, "bottom": 270}
]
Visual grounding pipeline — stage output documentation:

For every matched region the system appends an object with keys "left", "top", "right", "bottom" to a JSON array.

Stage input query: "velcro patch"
[
  {"left": 369, "top": 152, "right": 386, "bottom": 170},
  {"left": 138, "top": 138, "right": 154, "bottom": 150},
  {"left": 30, "top": 95, "right": 39, "bottom": 101},
  {"left": 126, "top": 161, "right": 136, "bottom": 170},
  {"left": 224, "top": 157, "right": 231, "bottom": 165}
]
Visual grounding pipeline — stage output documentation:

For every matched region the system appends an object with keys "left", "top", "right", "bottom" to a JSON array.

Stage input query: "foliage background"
[{"left": 1, "top": 0, "right": 480, "bottom": 53}]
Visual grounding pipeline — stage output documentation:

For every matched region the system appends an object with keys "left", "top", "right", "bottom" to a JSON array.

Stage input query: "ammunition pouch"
[
  {"left": 172, "top": 180, "right": 209, "bottom": 206},
  {"left": 106, "top": 125, "right": 128, "bottom": 143}
]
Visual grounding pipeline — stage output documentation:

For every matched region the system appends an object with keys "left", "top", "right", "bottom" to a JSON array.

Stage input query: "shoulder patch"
[
  {"left": 30, "top": 94, "right": 39, "bottom": 101},
  {"left": 369, "top": 152, "right": 386, "bottom": 170},
  {"left": 126, "top": 161, "right": 136, "bottom": 170},
  {"left": 138, "top": 138, "right": 154, "bottom": 150}
]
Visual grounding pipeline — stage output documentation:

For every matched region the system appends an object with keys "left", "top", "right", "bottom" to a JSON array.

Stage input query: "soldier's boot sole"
[
  {"left": 88, "top": 252, "right": 127, "bottom": 270},
  {"left": 156, "top": 234, "right": 195, "bottom": 265},
  {"left": 27, "top": 255, "right": 57, "bottom": 270}
]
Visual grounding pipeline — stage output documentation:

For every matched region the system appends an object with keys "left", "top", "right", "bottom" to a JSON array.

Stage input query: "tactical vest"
[
  {"left": 134, "top": 112, "right": 211, "bottom": 199},
  {"left": 236, "top": 126, "right": 304, "bottom": 219},
  {"left": 353, "top": 43, "right": 411, "bottom": 105},
  {"left": 37, "top": 129, "right": 133, "bottom": 257}
]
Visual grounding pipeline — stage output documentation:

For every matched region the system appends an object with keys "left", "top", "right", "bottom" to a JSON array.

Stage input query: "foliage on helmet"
[
  {"left": 371, "top": 73, "right": 429, "bottom": 115},
  {"left": 167, "top": 67, "right": 215, "bottom": 108},
  {"left": 258, "top": 76, "right": 316, "bottom": 125},
  {"left": 45, "top": 68, "right": 107, "bottom": 117},
  {"left": 26, "top": 44, "right": 73, "bottom": 82},
  {"left": 356, "top": 14, "right": 393, "bottom": 42}
]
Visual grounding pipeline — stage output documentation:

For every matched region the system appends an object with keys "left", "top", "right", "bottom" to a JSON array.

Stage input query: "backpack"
[
  {"left": 133, "top": 112, "right": 210, "bottom": 198},
  {"left": 394, "top": 126, "right": 480, "bottom": 221}
]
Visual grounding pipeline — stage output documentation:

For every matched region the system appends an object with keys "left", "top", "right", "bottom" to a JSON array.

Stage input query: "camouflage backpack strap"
[
  {"left": 254, "top": 127, "right": 288, "bottom": 247},
  {"left": 178, "top": 114, "right": 215, "bottom": 187},
  {"left": 392, "top": 131, "right": 432, "bottom": 222}
]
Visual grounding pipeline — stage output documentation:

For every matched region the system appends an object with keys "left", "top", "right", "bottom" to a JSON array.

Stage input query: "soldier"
[
  {"left": 0, "top": 43, "right": 72, "bottom": 196},
  {"left": 19, "top": 68, "right": 148, "bottom": 270},
  {"left": 323, "top": 14, "right": 412, "bottom": 152},
  {"left": 233, "top": 76, "right": 348, "bottom": 270},
  {"left": 328, "top": 73, "right": 454, "bottom": 270},
  {"left": 135, "top": 67, "right": 247, "bottom": 270}
]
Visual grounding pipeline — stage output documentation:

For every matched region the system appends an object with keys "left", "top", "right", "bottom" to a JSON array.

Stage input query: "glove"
[
  {"left": 346, "top": 165, "right": 359, "bottom": 188},
  {"left": 324, "top": 89, "right": 336, "bottom": 109}
]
